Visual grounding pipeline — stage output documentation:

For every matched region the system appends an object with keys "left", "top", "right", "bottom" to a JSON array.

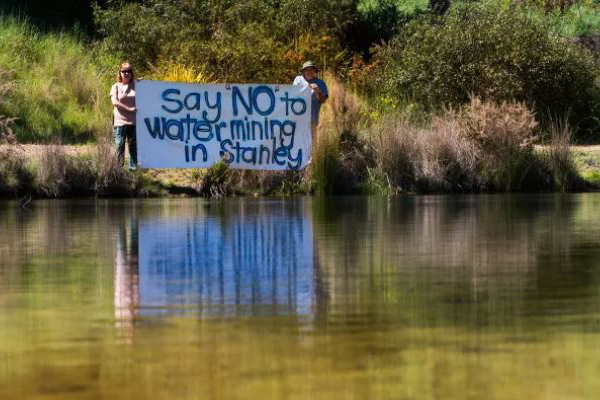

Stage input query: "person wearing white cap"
[{"left": 293, "top": 61, "right": 328, "bottom": 133}]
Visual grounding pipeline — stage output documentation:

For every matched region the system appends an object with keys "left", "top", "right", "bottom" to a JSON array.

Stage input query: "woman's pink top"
[{"left": 110, "top": 82, "right": 136, "bottom": 126}]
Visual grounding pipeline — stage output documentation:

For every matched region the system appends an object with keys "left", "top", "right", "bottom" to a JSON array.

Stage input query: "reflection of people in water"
[{"left": 114, "top": 215, "right": 139, "bottom": 343}]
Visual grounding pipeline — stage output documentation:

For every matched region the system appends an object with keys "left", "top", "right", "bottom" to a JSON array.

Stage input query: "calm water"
[{"left": 1, "top": 195, "right": 600, "bottom": 399}]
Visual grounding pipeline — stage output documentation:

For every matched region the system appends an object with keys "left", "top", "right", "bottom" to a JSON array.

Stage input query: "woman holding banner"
[{"left": 110, "top": 62, "right": 138, "bottom": 170}]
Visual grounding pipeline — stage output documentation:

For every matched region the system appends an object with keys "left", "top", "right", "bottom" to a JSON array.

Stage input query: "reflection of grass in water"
[{"left": 313, "top": 195, "right": 598, "bottom": 329}]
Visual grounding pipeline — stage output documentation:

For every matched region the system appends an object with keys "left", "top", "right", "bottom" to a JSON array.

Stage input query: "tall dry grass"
[
  {"left": 421, "top": 115, "right": 480, "bottom": 192},
  {"left": 0, "top": 147, "right": 33, "bottom": 196},
  {"left": 36, "top": 143, "right": 98, "bottom": 197},
  {"left": 36, "top": 144, "right": 68, "bottom": 197},
  {"left": 457, "top": 97, "right": 539, "bottom": 191},
  {"left": 369, "top": 116, "right": 420, "bottom": 194},
  {"left": 94, "top": 138, "right": 134, "bottom": 195},
  {"left": 366, "top": 96, "right": 561, "bottom": 193},
  {"left": 147, "top": 61, "right": 214, "bottom": 83},
  {"left": 309, "top": 74, "right": 367, "bottom": 194},
  {"left": 541, "top": 120, "right": 582, "bottom": 191}
]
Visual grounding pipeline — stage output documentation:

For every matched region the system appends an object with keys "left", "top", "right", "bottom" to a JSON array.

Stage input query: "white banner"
[{"left": 135, "top": 80, "right": 312, "bottom": 170}]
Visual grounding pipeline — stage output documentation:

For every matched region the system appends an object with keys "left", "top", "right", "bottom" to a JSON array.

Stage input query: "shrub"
[
  {"left": 364, "top": 97, "right": 571, "bottom": 193},
  {"left": 421, "top": 115, "right": 480, "bottom": 192},
  {"left": 147, "top": 61, "right": 213, "bottom": 83},
  {"left": 94, "top": 0, "right": 356, "bottom": 83},
  {"left": 191, "top": 160, "right": 234, "bottom": 197},
  {"left": 370, "top": 4, "right": 600, "bottom": 141},
  {"left": 455, "top": 97, "right": 539, "bottom": 191},
  {"left": 36, "top": 144, "right": 97, "bottom": 197}
]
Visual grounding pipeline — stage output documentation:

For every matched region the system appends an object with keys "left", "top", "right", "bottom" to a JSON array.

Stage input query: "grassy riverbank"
[
  {"left": 1, "top": 84, "right": 597, "bottom": 199},
  {"left": 1, "top": 143, "right": 598, "bottom": 199}
]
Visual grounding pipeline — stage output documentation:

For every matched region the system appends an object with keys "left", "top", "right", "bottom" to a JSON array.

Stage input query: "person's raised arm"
[{"left": 309, "top": 83, "right": 327, "bottom": 103}]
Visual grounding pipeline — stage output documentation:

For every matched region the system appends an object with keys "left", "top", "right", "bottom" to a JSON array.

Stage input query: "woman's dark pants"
[{"left": 113, "top": 125, "right": 137, "bottom": 170}]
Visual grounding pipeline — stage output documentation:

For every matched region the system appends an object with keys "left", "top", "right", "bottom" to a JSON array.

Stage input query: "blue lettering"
[
  {"left": 232, "top": 86, "right": 253, "bottom": 116},
  {"left": 163, "top": 118, "right": 184, "bottom": 140},
  {"left": 203, "top": 92, "right": 221, "bottom": 123},
  {"left": 220, "top": 140, "right": 234, "bottom": 163},
  {"left": 273, "top": 147, "right": 287, "bottom": 166},
  {"left": 192, "top": 144, "right": 207, "bottom": 162},
  {"left": 144, "top": 117, "right": 164, "bottom": 139},
  {"left": 280, "top": 92, "right": 307, "bottom": 116},
  {"left": 184, "top": 93, "right": 201, "bottom": 110},
  {"left": 287, "top": 149, "right": 302, "bottom": 170},
  {"left": 215, "top": 122, "right": 226, "bottom": 142},
  {"left": 161, "top": 89, "right": 183, "bottom": 113},
  {"left": 230, "top": 120, "right": 245, "bottom": 140},
  {"left": 193, "top": 121, "right": 213, "bottom": 141},
  {"left": 259, "top": 144, "right": 270, "bottom": 164},
  {"left": 252, "top": 86, "right": 275, "bottom": 116},
  {"left": 242, "top": 147, "right": 257, "bottom": 164}
]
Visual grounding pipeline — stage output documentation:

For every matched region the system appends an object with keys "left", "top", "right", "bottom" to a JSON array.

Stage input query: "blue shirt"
[{"left": 293, "top": 75, "right": 328, "bottom": 125}]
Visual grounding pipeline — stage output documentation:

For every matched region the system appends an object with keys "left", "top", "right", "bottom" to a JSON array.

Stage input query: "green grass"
[
  {"left": 572, "top": 147, "right": 600, "bottom": 186},
  {"left": 0, "top": 16, "right": 117, "bottom": 143},
  {"left": 359, "top": 0, "right": 600, "bottom": 37},
  {"left": 358, "top": 0, "right": 429, "bottom": 14}
]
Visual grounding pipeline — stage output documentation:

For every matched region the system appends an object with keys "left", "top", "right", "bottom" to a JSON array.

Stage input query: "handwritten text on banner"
[{"left": 136, "top": 81, "right": 312, "bottom": 170}]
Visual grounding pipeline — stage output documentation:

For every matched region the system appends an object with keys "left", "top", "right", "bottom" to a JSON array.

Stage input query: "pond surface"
[{"left": 1, "top": 195, "right": 600, "bottom": 399}]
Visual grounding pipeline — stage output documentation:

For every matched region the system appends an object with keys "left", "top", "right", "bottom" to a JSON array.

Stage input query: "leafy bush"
[
  {"left": 370, "top": 4, "right": 600, "bottom": 141},
  {"left": 94, "top": 0, "right": 357, "bottom": 83}
]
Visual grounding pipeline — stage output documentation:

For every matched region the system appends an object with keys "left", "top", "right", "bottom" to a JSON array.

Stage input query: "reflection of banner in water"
[{"left": 138, "top": 211, "right": 313, "bottom": 317}]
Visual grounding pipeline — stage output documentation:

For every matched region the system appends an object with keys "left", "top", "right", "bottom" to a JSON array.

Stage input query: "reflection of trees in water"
[
  {"left": 0, "top": 200, "right": 128, "bottom": 299},
  {"left": 311, "top": 195, "right": 600, "bottom": 330}
]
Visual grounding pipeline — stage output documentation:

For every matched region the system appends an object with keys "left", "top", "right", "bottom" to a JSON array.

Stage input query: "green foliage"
[
  {"left": 506, "top": 0, "right": 600, "bottom": 37},
  {"left": 94, "top": 0, "right": 358, "bottom": 82},
  {"left": 0, "top": 17, "right": 116, "bottom": 143},
  {"left": 370, "top": 4, "right": 600, "bottom": 141}
]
